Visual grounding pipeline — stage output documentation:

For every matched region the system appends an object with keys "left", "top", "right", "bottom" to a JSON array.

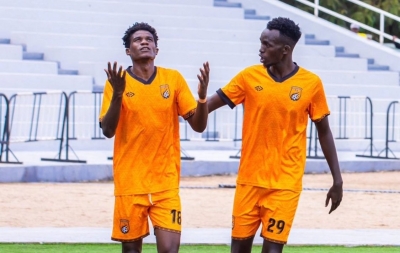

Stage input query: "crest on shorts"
[
  {"left": 160, "top": 84, "right": 170, "bottom": 99},
  {"left": 289, "top": 86, "right": 302, "bottom": 101},
  {"left": 120, "top": 219, "right": 130, "bottom": 234}
]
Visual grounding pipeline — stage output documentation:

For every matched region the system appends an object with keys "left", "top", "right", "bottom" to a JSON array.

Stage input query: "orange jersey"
[
  {"left": 100, "top": 66, "right": 197, "bottom": 195},
  {"left": 218, "top": 64, "right": 329, "bottom": 191}
]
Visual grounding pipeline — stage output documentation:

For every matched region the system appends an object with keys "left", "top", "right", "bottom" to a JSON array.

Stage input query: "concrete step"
[
  {"left": 244, "top": 14, "right": 270, "bottom": 20},
  {"left": 296, "top": 56, "right": 368, "bottom": 71},
  {"left": 315, "top": 70, "right": 399, "bottom": 86},
  {"left": 79, "top": 55, "right": 370, "bottom": 85},
  {"left": 335, "top": 47, "right": 360, "bottom": 58},
  {"left": 10, "top": 30, "right": 263, "bottom": 52},
  {"left": 0, "top": 44, "right": 23, "bottom": 60},
  {"left": 335, "top": 46, "right": 344, "bottom": 53},
  {"left": 294, "top": 45, "right": 336, "bottom": 57},
  {"left": 0, "top": 60, "right": 58, "bottom": 74},
  {"left": 0, "top": 17, "right": 267, "bottom": 37},
  {"left": 78, "top": 57, "right": 376, "bottom": 86},
  {"left": 0, "top": 3, "right": 244, "bottom": 19},
  {"left": 244, "top": 9, "right": 256, "bottom": 15},
  {"left": 58, "top": 69, "right": 79, "bottom": 75},
  {"left": 0, "top": 38, "right": 10, "bottom": 44},
  {"left": 44, "top": 44, "right": 337, "bottom": 70},
  {"left": 0, "top": 18, "right": 266, "bottom": 39},
  {"left": 214, "top": 0, "right": 242, "bottom": 8},
  {"left": 324, "top": 84, "right": 400, "bottom": 99},
  {"left": 157, "top": 53, "right": 367, "bottom": 70},
  {"left": 184, "top": 73, "right": 400, "bottom": 97},
  {"left": 0, "top": 73, "right": 93, "bottom": 95},
  {"left": 305, "top": 39, "right": 330, "bottom": 45},
  {"left": 304, "top": 34, "right": 330, "bottom": 45},
  {"left": 177, "top": 67, "right": 399, "bottom": 86},
  {"left": 334, "top": 50, "right": 390, "bottom": 71},
  {"left": 22, "top": 52, "right": 44, "bottom": 60},
  {"left": 336, "top": 52, "right": 360, "bottom": 58},
  {"left": 334, "top": 50, "right": 389, "bottom": 71},
  {"left": 368, "top": 64, "right": 390, "bottom": 71},
  {"left": 104, "top": 0, "right": 214, "bottom": 5}
]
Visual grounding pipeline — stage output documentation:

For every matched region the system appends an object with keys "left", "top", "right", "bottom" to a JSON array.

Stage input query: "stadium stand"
[{"left": 0, "top": 0, "right": 400, "bottom": 164}]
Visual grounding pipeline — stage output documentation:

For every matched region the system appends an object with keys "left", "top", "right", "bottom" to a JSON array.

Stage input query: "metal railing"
[
  {"left": 6, "top": 91, "right": 68, "bottom": 164},
  {"left": 362, "top": 100, "right": 400, "bottom": 159},
  {"left": 294, "top": 0, "right": 400, "bottom": 44},
  {"left": 0, "top": 93, "right": 21, "bottom": 164},
  {"left": 3, "top": 90, "right": 396, "bottom": 163},
  {"left": 180, "top": 106, "right": 243, "bottom": 142},
  {"left": 68, "top": 91, "right": 104, "bottom": 141},
  {"left": 306, "top": 96, "right": 374, "bottom": 159},
  {"left": 41, "top": 91, "right": 104, "bottom": 164}
]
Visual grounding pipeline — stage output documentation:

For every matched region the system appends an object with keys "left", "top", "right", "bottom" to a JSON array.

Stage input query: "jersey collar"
[
  {"left": 266, "top": 63, "right": 299, "bottom": 83},
  {"left": 127, "top": 66, "right": 157, "bottom": 85}
]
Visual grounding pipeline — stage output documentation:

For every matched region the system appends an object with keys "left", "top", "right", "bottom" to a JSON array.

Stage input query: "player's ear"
[
  {"left": 125, "top": 48, "right": 130, "bottom": 55},
  {"left": 282, "top": 44, "right": 291, "bottom": 55},
  {"left": 156, "top": 47, "right": 159, "bottom": 55}
]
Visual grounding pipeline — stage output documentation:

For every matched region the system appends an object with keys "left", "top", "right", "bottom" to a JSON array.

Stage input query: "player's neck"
[
  {"left": 131, "top": 61, "right": 155, "bottom": 81},
  {"left": 268, "top": 60, "right": 296, "bottom": 79}
]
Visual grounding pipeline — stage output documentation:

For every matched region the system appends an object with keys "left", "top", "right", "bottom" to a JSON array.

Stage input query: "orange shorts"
[
  {"left": 232, "top": 184, "right": 301, "bottom": 244},
  {"left": 111, "top": 188, "right": 181, "bottom": 242}
]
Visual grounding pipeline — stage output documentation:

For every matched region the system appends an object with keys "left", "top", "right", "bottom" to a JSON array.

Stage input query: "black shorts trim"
[
  {"left": 313, "top": 113, "right": 330, "bottom": 123},
  {"left": 231, "top": 235, "right": 255, "bottom": 241},
  {"left": 260, "top": 234, "right": 287, "bottom": 245},
  {"left": 111, "top": 232, "right": 150, "bottom": 243},
  {"left": 154, "top": 226, "right": 181, "bottom": 234}
]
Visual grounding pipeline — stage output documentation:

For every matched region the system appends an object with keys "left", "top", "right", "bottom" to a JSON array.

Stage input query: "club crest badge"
[
  {"left": 289, "top": 86, "right": 302, "bottom": 101},
  {"left": 120, "top": 219, "right": 130, "bottom": 234},
  {"left": 160, "top": 84, "right": 170, "bottom": 99},
  {"left": 126, "top": 92, "right": 135, "bottom": 97}
]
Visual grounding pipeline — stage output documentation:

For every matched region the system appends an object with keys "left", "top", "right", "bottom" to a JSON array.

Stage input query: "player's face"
[
  {"left": 258, "top": 29, "right": 286, "bottom": 68},
  {"left": 126, "top": 30, "right": 158, "bottom": 61}
]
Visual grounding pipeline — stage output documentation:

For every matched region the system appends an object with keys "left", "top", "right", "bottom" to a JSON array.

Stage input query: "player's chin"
[
  {"left": 263, "top": 62, "right": 272, "bottom": 68},
  {"left": 136, "top": 55, "right": 156, "bottom": 61}
]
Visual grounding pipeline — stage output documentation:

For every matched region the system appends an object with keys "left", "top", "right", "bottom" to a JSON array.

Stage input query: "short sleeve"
[
  {"left": 99, "top": 80, "right": 113, "bottom": 123},
  {"left": 309, "top": 78, "right": 330, "bottom": 122},
  {"left": 218, "top": 71, "right": 246, "bottom": 109},
  {"left": 175, "top": 71, "right": 197, "bottom": 120}
]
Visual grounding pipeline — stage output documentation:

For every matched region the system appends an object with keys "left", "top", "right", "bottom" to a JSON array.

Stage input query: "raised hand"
[
  {"left": 104, "top": 62, "right": 126, "bottom": 97},
  {"left": 325, "top": 183, "right": 343, "bottom": 214},
  {"left": 197, "top": 62, "right": 210, "bottom": 100}
]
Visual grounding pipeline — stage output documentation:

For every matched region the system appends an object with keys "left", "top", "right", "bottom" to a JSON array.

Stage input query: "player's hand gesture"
[
  {"left": 325, "top": 183, "right": 343, "bottom": 214},
  {"left": 104, "top": 62, "right": 126, "bottom": 97},
  {"left": 197, "top": 62, "right": 210, "bottom": 100}
]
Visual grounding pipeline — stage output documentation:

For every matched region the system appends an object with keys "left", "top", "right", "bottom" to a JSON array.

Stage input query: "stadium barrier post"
[
  {"left": 0, "top": 93, "right": 22, "bottom": 164},
  {"left": 356, "top": 97, "right": 377, "bottom": 158}
]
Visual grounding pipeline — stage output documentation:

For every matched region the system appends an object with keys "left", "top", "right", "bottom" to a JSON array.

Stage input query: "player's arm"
[
  {"left": 187, "top": 62, "right": 210, "bottom": 132},
  {"left": 101, "top": 62, "right": 126, "bottom": 138},
  {"left": 207, "top": 93, "right": 227, "bottom": 113},
  {"left": 315, "top": 116, "right": 343, "bottom": 214}
]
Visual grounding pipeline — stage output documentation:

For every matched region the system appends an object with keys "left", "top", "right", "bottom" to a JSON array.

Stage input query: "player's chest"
[
  {"left": 247, "top": 82, "right": 312, "bottom": 112},
  {"left": 122, "top": 83, "right": 176, "bottom": 112}
]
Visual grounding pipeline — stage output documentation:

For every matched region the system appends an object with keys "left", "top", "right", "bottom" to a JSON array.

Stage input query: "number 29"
[{"left": 267, "top": 218, "right": 285, "bottom": 234}]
